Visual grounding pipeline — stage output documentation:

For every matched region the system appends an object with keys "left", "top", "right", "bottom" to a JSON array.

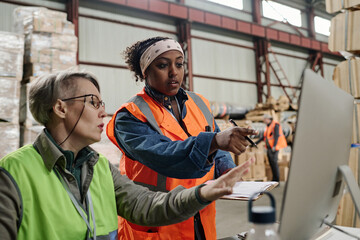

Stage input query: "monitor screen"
[{"left": 278, "top": 69, "right": 354, "bottom": 239}]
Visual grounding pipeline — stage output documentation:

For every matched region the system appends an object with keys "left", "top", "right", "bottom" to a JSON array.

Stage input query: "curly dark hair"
[{"left": 124, "top": 36, "right": 170, "bottom": 82}]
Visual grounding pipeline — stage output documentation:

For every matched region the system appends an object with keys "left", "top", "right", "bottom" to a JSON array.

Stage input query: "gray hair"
[{"left": 29, "top": 69, "right": 100, "bottom": 126}]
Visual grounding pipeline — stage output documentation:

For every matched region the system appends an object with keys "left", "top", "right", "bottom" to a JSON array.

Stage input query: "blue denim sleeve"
[
  {"left": 113, "top": 110, "right": 215, "bottom": 179},
  {"left": 212, "top": 121, "right": 236, "bottom": 178}
]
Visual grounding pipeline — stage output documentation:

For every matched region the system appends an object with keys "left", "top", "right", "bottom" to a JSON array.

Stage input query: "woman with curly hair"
[{"left": 107, "top": 37, "right": 257, "bottom": 240}]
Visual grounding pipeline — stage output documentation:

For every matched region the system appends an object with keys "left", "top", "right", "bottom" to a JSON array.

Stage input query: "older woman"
[
  {"left": 107, "top": 37, "right": 257, "bottom": 240},
  {"left": 0, "top": 70, "right": 253, "bottom": 240}
]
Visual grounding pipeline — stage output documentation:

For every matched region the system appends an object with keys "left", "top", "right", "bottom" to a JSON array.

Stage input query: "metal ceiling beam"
[
  {"left": 66, "top": 0, "right": 79, "bottom": 64},
  {"left": 177, "top": 21, "right": 193, "bottom": 91},
  {"left": 97, "top": 0, "right": 339, "bottom": 56}
]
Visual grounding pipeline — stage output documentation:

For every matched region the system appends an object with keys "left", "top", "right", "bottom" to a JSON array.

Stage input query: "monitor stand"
[
  {"left": 314, "top": 165, "right": 360, "bottom": 240},
  {"left": 338, "top": 165, "right": 360, "bottom": 218}
]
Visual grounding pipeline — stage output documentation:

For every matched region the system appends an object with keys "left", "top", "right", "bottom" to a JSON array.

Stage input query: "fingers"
[
  {"left": 220, "top": 157, "right": 255, "bottom": 183},
  {"left": 231, "top": 143, "right": 247, "bottom": 155},
  {"left": 200, "top": 157, "right": 255, "bottom": 202},
  {"left": 235, "top": 126, "right": 258, "bottom": 136},
  {"left": 215, "top": 127, "right": 257, "bottom": 154},
  {"left": 231, "top": 157, "right": 254, "bottom": 176}
]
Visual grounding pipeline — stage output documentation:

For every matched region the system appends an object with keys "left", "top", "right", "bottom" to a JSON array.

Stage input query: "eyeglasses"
[{"left": 61, "top": 94, "right": 105, "bottom": 109}]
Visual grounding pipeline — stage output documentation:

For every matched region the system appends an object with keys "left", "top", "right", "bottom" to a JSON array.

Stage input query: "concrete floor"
[{"left": 215, "top": 182, "right": 285, "bottom": 239}]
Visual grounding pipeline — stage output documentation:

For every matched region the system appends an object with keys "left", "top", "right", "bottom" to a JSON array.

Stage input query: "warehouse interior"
[{"left": 0, "top": 0, "right": 359, "bottom": 239}]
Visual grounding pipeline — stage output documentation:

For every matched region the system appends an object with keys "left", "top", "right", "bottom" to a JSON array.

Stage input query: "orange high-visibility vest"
[
  {"left": 107, "top": 89, "right": 217, "bottom": 240},
  {"left": 264, "top": 120, "right": 287, "bottom": 151}
]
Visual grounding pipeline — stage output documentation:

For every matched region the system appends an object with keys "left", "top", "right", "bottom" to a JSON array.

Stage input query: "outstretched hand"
[
  {"left": 210, "top": 127, "right": 258, "bottom": 155},
  {"left": 199, "top": 157, "right": 255, "bottom": 202}
]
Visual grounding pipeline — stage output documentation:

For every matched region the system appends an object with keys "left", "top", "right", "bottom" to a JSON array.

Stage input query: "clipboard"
[{"left": 208, "top": 181, "right": 279, "bottom": 201}]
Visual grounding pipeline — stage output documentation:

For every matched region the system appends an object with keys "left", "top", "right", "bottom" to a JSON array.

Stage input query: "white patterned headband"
[{"left": 140, "top": 39, "right": 184, "bottom": 77}]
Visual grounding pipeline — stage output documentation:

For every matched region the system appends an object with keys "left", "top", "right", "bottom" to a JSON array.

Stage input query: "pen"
[{"left": 229, "top": 119, "right": 258, "bottom": 148}]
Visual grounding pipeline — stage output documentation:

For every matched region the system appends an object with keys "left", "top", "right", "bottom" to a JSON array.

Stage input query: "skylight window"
[
  {"left": 207, "top": 0, "right": 243, "bottom": 10},
  {"left": 262, "top": 0, "right": 302, "bottom": 27},
  {"left": 314, "top": 16, "right": 330, "bottom": 36}
]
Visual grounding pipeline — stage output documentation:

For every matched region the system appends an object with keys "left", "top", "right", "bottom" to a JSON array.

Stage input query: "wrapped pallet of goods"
[
  {"left": 353, "top": 101, "right": 360, "bottom": 144},
  {"left": 0, "top": 31, "right": 24, "bottom": 81},
  {"left": 0, "top": 123, "right": 20, "bottom": 159},
  {"left": 0, "top": 31, "right": 24, "bottom": 157},
  {"left": 333, "top": 57, "right": 360, "bottom": 98},
  {"left": 239, "top": 143, "right": 267, "bottom": 182},
  {"left": 328, "top": 10, "right": 360, "bottom": 53},
  {"left": 13, "top": 7, "right": 78, "bottom": 145},
  {"left": 327, "top": 0, "right": 360, "bottom": 228},
  {"left": 14, "top": 7, "right": 78, "bottom": 82},
  {"left": 0, "top": 78, "right": 20, "bottom": 122},
  {"left": 326, "top": 0, "right": 360, "bottom": 13}
]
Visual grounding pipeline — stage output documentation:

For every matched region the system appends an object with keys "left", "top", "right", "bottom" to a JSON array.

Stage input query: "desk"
[
  {"left": 313, "top": 226, "right": 360, "bottom": 240},
  {"left": 218, "top": 226, "right": 360, "bottom": 240}
]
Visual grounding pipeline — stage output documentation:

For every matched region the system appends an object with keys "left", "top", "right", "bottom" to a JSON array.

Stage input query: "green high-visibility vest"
[{"left": 0, "top": 145, "right": 118, "bottom": 240}]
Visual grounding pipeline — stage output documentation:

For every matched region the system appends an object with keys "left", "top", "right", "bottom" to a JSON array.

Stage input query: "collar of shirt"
[
  {"left": 33, "top": 129, "right": 99, "bottom": 172},
  {"left": 144, "top": 84, "right": 188, "bottom": 113}
]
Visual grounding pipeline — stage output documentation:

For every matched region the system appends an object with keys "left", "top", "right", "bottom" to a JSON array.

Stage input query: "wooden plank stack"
[
  {"left": 327, "top": 0, "right": 360, "bottom": 228},
  {"left": 328, "top": 0, "right": 360, "bottom": 53}
]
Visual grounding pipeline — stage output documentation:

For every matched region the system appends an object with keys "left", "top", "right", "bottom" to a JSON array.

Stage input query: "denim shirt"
[{"left": 114, "top": 86, "right": 236, "bottom": 179}]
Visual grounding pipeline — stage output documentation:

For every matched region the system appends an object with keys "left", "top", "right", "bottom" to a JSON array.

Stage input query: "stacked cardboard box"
[
  {"left": 0, "top": 31, "right": 24, "bottom": 158},
  {"left": 13, "top": 7, "right": 78, "bottom": 136},
  {"left": 0, "top": 123, "right": 20, "bottom": 159},
  {"left": 215, "top": 117, "right": 291, "bottom": 182},
  {"left": 352, "top": 102, "right": 360, "bottom": 143},
  {"left": 327, "top": 0, "right": 360, "bottom": 52},
  {"left": 236, "top": 142, "right": 267, "bottom": 181},
  {"left": 333, "top": 58, "right": 360, "bottom": 98},
  {"left": 14, "top": 7, "right": 77, "bottom": 80},
  {"left": 0, "top": 31, "right": 24, "bottom": 81},
  {"left": 326, "top": 0, "right": 360, "bottom": 13},
  {"left": 0, "top": 78, "right": 20, "bottom": 122},
  {"left": 327, "top": 0, "right": 360, "bottom": 228},
  {"left": 328, "top": 10, "right": 360, "bottom": 52}
]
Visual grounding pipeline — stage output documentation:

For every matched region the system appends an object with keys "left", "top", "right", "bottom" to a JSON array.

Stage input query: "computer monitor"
[{"left": 278, "top": 69, "right": 354, "bottom": 240}]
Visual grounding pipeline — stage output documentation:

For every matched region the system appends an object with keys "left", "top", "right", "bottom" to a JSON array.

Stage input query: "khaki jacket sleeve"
[
  {"left": 109, "top": 163, "right": 207, "bottom": 226},
  {"left": 0, "top": 168, "right": 21, "bottom": 240}
]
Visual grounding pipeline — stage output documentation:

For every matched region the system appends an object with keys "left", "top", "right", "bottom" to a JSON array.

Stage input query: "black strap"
[{"left": 0, "top": 167, "right": 23, "bottom": 231}]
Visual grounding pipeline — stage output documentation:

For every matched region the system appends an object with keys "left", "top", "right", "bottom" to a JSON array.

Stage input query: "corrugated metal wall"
[
  {"left": 78, "top": 6, "right": 178, "bottom": 114},
  {"left": 191, "top": 29, "right": 257, "bottom": 105},
  {"left": 0, "top": 0, "right": 343, "bottom": 115},
  {"left": 0, "top": 2, "right": 21, "bottom": 32}
]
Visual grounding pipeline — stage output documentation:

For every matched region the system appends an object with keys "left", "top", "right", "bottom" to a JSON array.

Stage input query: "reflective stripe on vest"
[
  {"left": 186, "top": 91, "right": 213, "bottom": 132},
  {"left": 0, "top": 145, "right": 118, "bottom": 240},
  {"left": 129, "top": 91, "right": 214, "bottom": 135},
  {"left": 128, "top": 95, "right": 162, "bottom": 135},
  {"left": 128, "top": 91, "right": 215, "bottom": 192},
  {"left": 107, "top": 90, "right": 217, "bottom": 240}
]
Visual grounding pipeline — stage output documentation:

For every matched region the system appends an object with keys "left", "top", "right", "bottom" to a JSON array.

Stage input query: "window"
[
  {"left": 207, "top": 0, "right": 243, "bottom": 10},
  {"left": 262, "top": 0, "right": 302, "bottom": 27},
  {"left": 314, "top": 16, "right": 330, "bottom": 36}
]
